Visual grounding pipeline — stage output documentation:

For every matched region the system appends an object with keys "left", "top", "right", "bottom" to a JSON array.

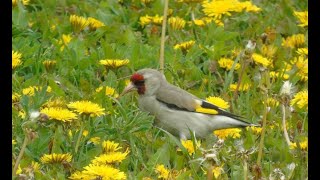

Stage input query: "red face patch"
[
  {"left": 130, "top": 73, "right": 145, "bottom": 95},
  {"left": 130, "top": 73, "right": 144, "bottom": 82}
]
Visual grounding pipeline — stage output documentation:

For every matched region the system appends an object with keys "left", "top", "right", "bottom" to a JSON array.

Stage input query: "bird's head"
[{"left": 120, "top": 68, "right": 165, "bottom": 96}]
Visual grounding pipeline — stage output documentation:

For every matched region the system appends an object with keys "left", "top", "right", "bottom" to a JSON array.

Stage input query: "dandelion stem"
[
  {"left": 281, "top": 104, "right": 291, "bottom": 146},
  {"left": 75, "top": 125, "right": 84, "bottom": 154},
  {"left": 257, "top": 106, "right": 268, "bottom": 166},
  {"left": 13, "top": 135, "right": 29, "bottom": 177},
  {"left": 159, "top": 0, "right": 169, "bottom": 73},
  {"left": 233, "top": 54, "right": 246, "bottom": 101},
  {"left": 207, "top": 164, "right": 214, "bottom": 180},
  {"left": 243, "top": 159, "right": 248, "bottom": 180}
]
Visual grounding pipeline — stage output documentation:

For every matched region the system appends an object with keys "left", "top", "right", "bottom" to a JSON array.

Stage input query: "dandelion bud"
[
  {"left": 43, "top": 60, "right": 57, "bottom": 73},
  {"left": 39, "top": 113, "right": 49, "bottom": 122}
]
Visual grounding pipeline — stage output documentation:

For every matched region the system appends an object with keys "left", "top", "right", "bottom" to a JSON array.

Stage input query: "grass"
[{"left": 12, "top": 0, "right": 308, "bottom": 179}]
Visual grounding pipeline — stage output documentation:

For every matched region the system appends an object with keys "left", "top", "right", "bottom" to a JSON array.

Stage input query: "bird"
[{"left": 120, "top": 68, "right": 258, "bottom": 139}]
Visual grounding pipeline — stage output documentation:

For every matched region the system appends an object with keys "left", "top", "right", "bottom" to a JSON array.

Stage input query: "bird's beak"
[{"left": 119, "top": 82, "right": 137, "bottom": 97}]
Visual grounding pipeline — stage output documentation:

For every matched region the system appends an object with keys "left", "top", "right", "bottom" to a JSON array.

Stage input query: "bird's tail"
[{"left": 211, "top": 115, "right": 259, "bottom": 130}]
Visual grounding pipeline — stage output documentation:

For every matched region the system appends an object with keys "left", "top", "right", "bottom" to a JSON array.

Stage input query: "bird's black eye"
[{"left": 134, "top": 80, "right": 145, "bottom": 86}]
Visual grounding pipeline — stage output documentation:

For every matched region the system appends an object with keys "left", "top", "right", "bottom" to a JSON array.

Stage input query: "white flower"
[
  {"left": 30, "top": 111, "right": 40, "bottom": 121},
  {"left": 245, "top": 40, "right": 256, "bottom": 52},
  {"left": 287, "top": 163, "right": 296, "bottom": 171},
  {"left": 280, "top": 81, "right": 294, "bottom": 97}
]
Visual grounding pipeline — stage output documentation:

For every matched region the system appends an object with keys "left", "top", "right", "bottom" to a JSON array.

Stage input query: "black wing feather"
[
  {"left": 157, "top": 98, "right": 247, "bottom": 121},
  {"left": 201, "top": 101, "right": 245, "bottom": 119}
]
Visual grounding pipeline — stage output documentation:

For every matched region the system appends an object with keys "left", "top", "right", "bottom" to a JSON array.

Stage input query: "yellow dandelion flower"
[
  {"left": 289, "top": 142, "right": 297, "bottom": 149},
  {"left": 40, "top": 107, "right": 77, "bottom": 122},
  {"left": 22, "top": 86, "right": 51, "bottom": 96},
  {"left": 41, "top": 97, "right": 66, "bottom": 109},
  {"left": 293, "top": 11, "right": 308, "bottom": 27},
  {"left": 196, "top": 96, "right": 229, "bottom": 114},
  {"left": 58, "top": 34, "right": 72, "bottom": 51},
  {"left": 102, "top": 140, "right": 122, "bottom": 153},
  {"left": 297, "top": 71, "right": 308, "bottom": 81},
  {"left": 300, "top": 138, "right": 308, "bottom": 151},
  {"left": 202, "top": 16, "right": 224, "bottom": 26},
  {"left": 67, "top": 100, "right": 105, "bottom": 117},
  {"left": 61, "top": 34, "right": 72, "bottom": 45},
  {"left": 24, "top": 161, "right": 41, "bottom": 173},
  {"left": 18, "top": 110, "right": 26, "bottom": 119},
  {"left": 292, "top": 56, "right": 308, "bottom": 71},
  {"left": 12, "top": 0, "right": 30, "bottom": 6},
  {"left": 269, "top": 71, "right": 289, "bottom": 80},
  {"left": 155, "top": 164, "right": 169, "bottom": 179},
  {"left": 70, "top": 15, "right": 89, "bottom": 32},
  {"left": 290, "top": 90, "right": 308, "bottom": 109},
  {"left": 16, "top": 164, "right": 22, "bottom": 175},
  {"left": 12, "top": 50, "right": 22, "bottom": 70},
  {"left": 151, "top": 15, "right": 163, "bottom": 25},
  {"left": 239, "top": 1, "right": 261, "bottom": 13},
  {"left": 32, "top": 161, "right": 40, "bottom": 170},
  {"left": 229, "top": 83, "right": 250, "bottom": 92},
  {"left": 296, "top": 48, "right": 308, "bottom": 56},
  {"left": 50, "top": 24, "right": 56, "bottom": 31},
  {"left": 269, "top": 71, "right": 278, "bottom": 79},
  {"left": 141, "top": 0, "right": 153, "bottom": 5},
  {"left": 202, "top": 0, "right": 260, "bottom": 19},
  {"left": 252, "top": 53, "right": 272, "bottom": 67},
  {"left": 124, "top": 79, "right": 130, "bottom": 86},
  {"left": 70, "top": 164, "right": 126, "bottom": 180},
  {"left": 82, "top": 130, "right": 89, "bottom": 137},
  {"left": 40, "top": 153, "right": 72, "bottom": 164},
  {"left": 261, "top": 44, "right": 277, "bottom": 58},
  {"left": 291, "top": 56, "right": 308, "bottom": 81},
  {"left": 89, "top": 137, "right": 101, "bottom": 145},
  {"left": 43, "top": 60, "right": 57, "bottom": 72},
  {"left": 95, "top": 86, "right": 103, "bottom": 93},
  {"left": 168, "top": 17, "right": 186, "bottom": 30},
  {"left": 202, "top": 0, "right": 237, "bottom": 19},
  {"left": 91, "top": 149, "right": 130, "bottom": 165},
  {"left": 99, "top": 59, "right": 129, "bottom": 69},
  {"left": 283, "top": 62, "right": 293, "bottom": 71},
  {"left": 179, "top": 140, "right": 201, "bottom": 155},
  {"left": 12, "top": 92, "right": 21, "bottom": 103},
  {"left": 206, "top": 96, "right": 230, "bottom": 109},
  {"left": 68, "top": 129, "right": 73, "bottom": 138},
  {"left": 218, "top": 58, "right": 241, "bottom": 70},
  {"left": 174, "top": 40, "right": 195, "bottom": 51},
  {"left": 12, "top": 139, "right": 17, "bottom": 145},
  {"left": 87, "top": 17, "right": 105, "bottom": 30},
  {"left": 96, "top": 86, "right": 119, "bottom": 98},
  {"left": 213, "top": 128, "right": 241, "bottom": 140},
  {"left": 263, "top": 97, "right": 279, "bottom": 107},
  {"left": 69, "top": 171, "right": 91, "bottom": 180},
  {"left": 212, "top": 166, "right": 224, "bottom": 179},
  {"left": 139, "top": 15, "right": 152, "bottom": 26},
  {"left": 290, "top": 138, "right": 308, "bottom": 151},
  {"left": 246, "top": 126, "right": 262, "bottom": 135},
  {"left": 282, "top": 34, "right": 305, "bottom": 48},
  {"left": 191, "top": 19, "right": 206, "bottom": 27},
  {"left": 176, "top": 0, "right": 204, "bottom": 3}
]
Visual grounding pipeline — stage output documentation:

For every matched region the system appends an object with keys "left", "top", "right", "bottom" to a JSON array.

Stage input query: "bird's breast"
[{"left": 137, "top": 96, "right": 162, "bottom": 116}]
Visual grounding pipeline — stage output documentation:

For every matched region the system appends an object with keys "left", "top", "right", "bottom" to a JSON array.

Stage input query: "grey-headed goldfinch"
[{"left": 121, "top": 68, "right": 257, "bottom": 139}]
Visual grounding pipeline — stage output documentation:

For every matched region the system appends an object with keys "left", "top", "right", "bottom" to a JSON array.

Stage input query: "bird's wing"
[
  {"left": 155, "top": 83, "right": 200, "bottom": 111},
  {"left": 155, "top": 83, "right": 248, "bottom": 122}
]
